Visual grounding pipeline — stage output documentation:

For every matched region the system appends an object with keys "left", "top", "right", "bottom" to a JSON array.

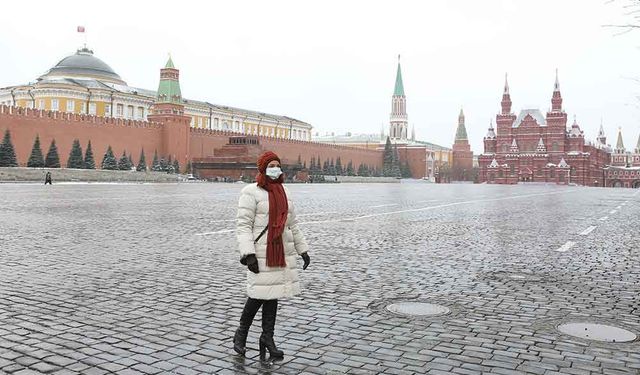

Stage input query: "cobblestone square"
[{"left": 1, "top": 182, "right": 639, "bottom": 374}]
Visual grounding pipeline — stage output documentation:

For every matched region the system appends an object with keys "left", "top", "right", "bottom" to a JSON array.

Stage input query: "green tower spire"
[
  {"left": 165, "top": 55, "right": 175, "bottom": 68},
  {"left": 393, "top": 55, "right": 405, "bottom": 97},
  {"left": 455, "top": 108, "right": 468, "bottom": 141},
  {"left": 157, "top": 56, "right": 182, "bottom": 104}
]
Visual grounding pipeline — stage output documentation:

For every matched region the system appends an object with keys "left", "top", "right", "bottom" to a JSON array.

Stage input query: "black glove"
[
  {"left": 301, "top": 253, "right": 310, "bottom": 270},
  {"left": 243, "top": 254, "right": 259, "bottom": 274}
]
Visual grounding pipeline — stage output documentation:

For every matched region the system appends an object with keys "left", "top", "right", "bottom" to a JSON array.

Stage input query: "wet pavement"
[{"left": 0, "top": 182, "right": 639, "bottom": 374}]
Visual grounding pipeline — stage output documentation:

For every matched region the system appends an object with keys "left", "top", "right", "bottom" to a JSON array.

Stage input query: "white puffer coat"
[{"left": 236, "top": 183, "right": 308, "bottom": 300}]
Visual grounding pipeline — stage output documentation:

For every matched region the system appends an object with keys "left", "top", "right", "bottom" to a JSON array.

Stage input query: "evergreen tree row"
[
  {"left": 26, "top": 137, "right": 96, "bottom": 169},
  {"left": 149, "top": 150, "right": 180, "bottom": 174},
  {"left": 0, "top": 132, "right": 181, "bottom": 173},
  {"left": 305, "top": 154, "right": 388, "bottom": 178}
]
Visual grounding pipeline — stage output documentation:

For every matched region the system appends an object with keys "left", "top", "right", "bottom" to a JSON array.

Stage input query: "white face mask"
[{"left": 266, "top": 167, "right": 283, "bottom": 179}]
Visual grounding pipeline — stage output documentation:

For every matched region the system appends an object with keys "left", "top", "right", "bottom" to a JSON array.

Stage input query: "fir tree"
[
  {"left": 391, "top": 144, "right": 402, "bottom": 178},
  {"left": 84, "top": 140, "right": 95, "bottom": 169},
  {"left": 383, "top": 136, "right": 393, "bottom": 177},
  {"left": 101, "top": 146, "right": 118, "bottom": 170},
  {"left": 401, "top": 161, "right": 412, "bottom": 178},
  {"left": 173, "top": 159, "right": 180, "bottom": 174},
  {"left": 335, "top": 157, "right": 343, "bottom": 175},
  {"left": 128, "top": 154, "right": 134, "bottom": 170},
  {"left": 27, "top": 135, "right": 45, "bottom": 168},
  {"left": 0, "top": 129, "right": 18, "bottom": 167},
  {"left": 358, "top": 163, "right": 371, "bottom": 177},
  {"left": 166, "top": 155, "right": 174, "bottom": 173},
  {"left": 136, "top": 148, "right": 147, "bottom": 171},
  {"left": 346, "top": 160, "right": 354, "bottom": 176},
  {"left": 66, "top": 139, "right": 84, "bottom": 169},
  {"left": 44, "top": 139, "right": 61, "bottom": 168},
  {"left": 158, "top": 157, "right": 168, "bottom": 172},
  {"left": 151, "top": 150, "right": 162, "bottom": 171},
  {"left": 297, "top": 154, "right": 302, "bottom": 167},
  {"left": 118, "top": 151, "right": 130, "bottom": 170}
]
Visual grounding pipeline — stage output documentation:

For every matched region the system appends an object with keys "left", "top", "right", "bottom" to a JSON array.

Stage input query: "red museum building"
[{"left": 477, "top": 73, "right": 613, "bottom": 187}]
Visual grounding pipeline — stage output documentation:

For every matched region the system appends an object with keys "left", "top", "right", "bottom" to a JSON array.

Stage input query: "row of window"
[
  {"left": 190, "top": 116, "right": 308, "bottom": 140},
  {"left": 609, "top": 170, "right": 638, "bottom": 176},
  {"left": 613, "top": 156, "right": 640, "bottom": 162},
  {"left": 27, "top": 99, "right": 147, "bottom": 120}
]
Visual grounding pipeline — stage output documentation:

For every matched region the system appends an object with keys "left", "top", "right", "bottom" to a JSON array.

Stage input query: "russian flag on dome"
[{"left": 77, "top": 26, "right": 85, "bottom": 33}]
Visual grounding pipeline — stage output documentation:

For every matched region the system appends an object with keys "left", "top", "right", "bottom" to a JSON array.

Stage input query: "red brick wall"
[
  {"left": 397, "top": 147, "right": 427, "bottom": 178},
  {"left": 0, "top": 106, "right": 163, "bottom": 169}
]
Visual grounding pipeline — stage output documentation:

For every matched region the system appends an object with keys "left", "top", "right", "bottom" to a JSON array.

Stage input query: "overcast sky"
[{"left": 1, "top": 0, "right": 639, "bottom": 152}]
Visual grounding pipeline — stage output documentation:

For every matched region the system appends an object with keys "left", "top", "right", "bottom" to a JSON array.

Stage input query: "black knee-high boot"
[
  {"left": 234, "top": 298, "right": 263, "bottom": 356},
  {"left": 259, "top": 299, "right": 284, "bottom": 360}
]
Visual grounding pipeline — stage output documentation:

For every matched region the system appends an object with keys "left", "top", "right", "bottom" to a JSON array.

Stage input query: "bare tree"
[{"left": 604, "top": 0, "right": 640, "bottom": 35}]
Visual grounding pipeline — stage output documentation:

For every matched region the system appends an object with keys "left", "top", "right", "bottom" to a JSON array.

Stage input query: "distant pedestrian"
[
  {"left": 233, "top": 151, "right": 310, "bottom": 360},
  {"left": 44, "top": 172, "right": 52, "bottom": 185}
]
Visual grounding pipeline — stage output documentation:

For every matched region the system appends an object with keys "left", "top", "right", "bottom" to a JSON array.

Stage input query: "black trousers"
[{"left": 239, "top": 297, "right": 278, "bottom": 333}]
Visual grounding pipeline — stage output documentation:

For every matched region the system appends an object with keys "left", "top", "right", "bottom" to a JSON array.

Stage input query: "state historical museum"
[{"left": 478, "top": 73, "right": 611, "bottom": 187}]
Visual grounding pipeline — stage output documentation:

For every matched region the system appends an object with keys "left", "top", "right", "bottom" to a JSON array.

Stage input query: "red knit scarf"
[{"left": 256, "top": 156, "right": 288, "bottom": 267}]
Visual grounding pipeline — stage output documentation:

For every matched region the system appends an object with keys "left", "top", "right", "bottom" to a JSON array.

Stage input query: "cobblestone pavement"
[{"left": 1, "top": 182, "right": 639, "bottom": 375}]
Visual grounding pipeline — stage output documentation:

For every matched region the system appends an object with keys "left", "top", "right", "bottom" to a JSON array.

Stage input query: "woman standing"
[{"left": 234, "top": 151, "right": 311, "bottom": 359}]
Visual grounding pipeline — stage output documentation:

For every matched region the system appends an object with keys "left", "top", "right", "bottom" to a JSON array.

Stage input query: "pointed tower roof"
[
  {"left": 557, "top": 157, "right": 569, "bottom": 168},
  {"left": 157, "top": 56, "right": 182, "bottom": 105},
  {"left": 597, "top": 118, "right": 607, "bottom": 145},
  {"left": 455, "top": 108, "right": 468, "bottom": 141},
  {"left": 488, "top": 158, "right": 500, "bottom": 168},
  {"left": 165, "top": 54, "right": 175, "bottom": 68},
  {"left": 501, "top": 73, "right": 512, "bottom": 115},
  {"left": 598, "top": 120, "right": 605, "bottom": 137},
  {"left": 510, "top": 138, "right": 519, "bottom": 153},
  {"left": 411, "top": 125, "right": 415, "bottom": 141},
  {"left": 636, "top": 132, "right": 640, "bottom": 152},
  {"left": 568, "top": 115, "right": 583, "bottom": 137},
  {"left": 536, "top": 138, "right": 547, "bottom": 153},
  {"left": 504, "top": 73, "right": 510, "bottom": 94},
  {"left": 485, "top": 119, "right": 496, "bottom": 139},
  {"left": 393, "top": 55, "right": 405, "bottom": 96},
  {"left": 551, "top": 69, "right": 563, "bottom": 112},
  {"left": 616, "top": 128, "right": 625, "bottom": 150}
]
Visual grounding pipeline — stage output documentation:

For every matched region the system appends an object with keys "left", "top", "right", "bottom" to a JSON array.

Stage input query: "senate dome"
[{"left": 38, "top": 47, "right": 126, "bottom": 85}]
